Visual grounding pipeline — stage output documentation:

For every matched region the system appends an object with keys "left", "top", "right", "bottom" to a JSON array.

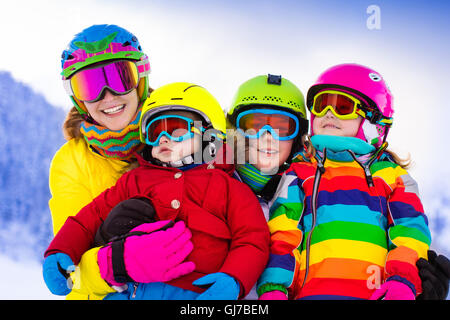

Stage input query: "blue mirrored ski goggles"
[{"left": 144, "top": 115, "right": 202, "bottom": 146}]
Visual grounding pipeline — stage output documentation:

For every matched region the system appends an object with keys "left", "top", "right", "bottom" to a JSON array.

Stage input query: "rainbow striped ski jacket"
[{"left": 257, "top": 135, "right": 431, "bottom": 300}]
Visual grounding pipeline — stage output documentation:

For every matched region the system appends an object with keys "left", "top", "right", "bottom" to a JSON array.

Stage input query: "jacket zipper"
[
  {"left": 299, "top": 148, "right": 381, "bottom": 292},
  {"left": 348, "top": 150, "right": 375, "bottom": 188},
  {"left": 131, "top": 283, "right": 139, "bottom": 299},
  {"left": 301, "top": 150, "right": 326, "bottom": 289}
]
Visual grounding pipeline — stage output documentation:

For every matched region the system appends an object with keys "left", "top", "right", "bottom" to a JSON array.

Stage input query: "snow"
[{"left": 0, "top": 254, "right": 62, "bottom": 300}]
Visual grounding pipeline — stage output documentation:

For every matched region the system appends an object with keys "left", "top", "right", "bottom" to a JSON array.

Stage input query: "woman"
[{"left": 43, "top": 24, "right": 194, "bottom": 299}]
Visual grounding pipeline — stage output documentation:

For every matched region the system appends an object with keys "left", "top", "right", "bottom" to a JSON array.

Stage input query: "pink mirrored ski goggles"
[{"left": 63, "top": 59, "right": 150, "bottom": 102}]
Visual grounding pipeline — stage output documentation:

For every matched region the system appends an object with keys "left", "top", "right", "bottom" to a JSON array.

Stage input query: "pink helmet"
[{"left": 307, "top": 63, "right": 394, "bottom": 147}]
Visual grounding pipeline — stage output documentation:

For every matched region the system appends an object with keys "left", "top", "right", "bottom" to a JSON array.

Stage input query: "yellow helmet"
[{"left": 139, "top": 82, "right": 226, "bottom": 143}]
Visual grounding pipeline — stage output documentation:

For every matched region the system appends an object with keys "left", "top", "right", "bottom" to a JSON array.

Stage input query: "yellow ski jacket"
[{"left": 49, "top": 138, "right": 130, "bottom": 299}]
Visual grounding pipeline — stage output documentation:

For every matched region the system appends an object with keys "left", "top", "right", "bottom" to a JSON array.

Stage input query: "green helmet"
[
  {"left": 227, "top": 74, "right": 309, "bottom": 153},
  {"left": 228, "top": 74, "right": 307, "bottom": 118}
]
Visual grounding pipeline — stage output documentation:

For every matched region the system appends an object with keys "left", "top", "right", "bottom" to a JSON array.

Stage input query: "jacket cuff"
[
  {"left": 385, "top": 247, "right": 422, "bottom": 294},
  {"left": 257, "top": 283, "right": 288, "bottom": 297},
  {"left": 386, "top": 275, "right": 417, "bottom": 296},
  {"left": 70, "top": 247, "right": 117, "bottom": 298}
]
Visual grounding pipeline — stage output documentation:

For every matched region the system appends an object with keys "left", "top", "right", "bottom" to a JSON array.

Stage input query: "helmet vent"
[
  {"left": 242, "top": 96, "right": 257, "bottom": 101},
  {"left": 287, "top": 101, "right": 301, "bottom": 108},
  {"left": 62, "top": 52, "right": 75, "bottom": 60},
  {"left": 263, "top": 96, "right": 283, "bottom": 103}
]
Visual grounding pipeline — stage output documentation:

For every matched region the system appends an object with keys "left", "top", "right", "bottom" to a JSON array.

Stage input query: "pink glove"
[
  {"left": 370, "top": 280, "right": 415, "bottom": 300},
  {"left": 98, "top": 220, "right": 195, "bottom": 286},
  {"left": 259, "top": 290, "right": 288, "bottom": 300}
]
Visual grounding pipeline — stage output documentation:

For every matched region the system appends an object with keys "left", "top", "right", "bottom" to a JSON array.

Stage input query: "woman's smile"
[{"left": 101, "top": 104, "right": 126, "bottom": 115}]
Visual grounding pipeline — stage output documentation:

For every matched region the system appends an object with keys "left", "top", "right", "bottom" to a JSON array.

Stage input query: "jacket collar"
[
  {"left": 311, "top": 135, "right": 375, "bottom": 154},
  {"left": 311, "top": 135, "right": 375, "bottom": 163}
]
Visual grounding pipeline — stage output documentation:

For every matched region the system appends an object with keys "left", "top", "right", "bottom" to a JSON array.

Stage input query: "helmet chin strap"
[
  {"left": 355, "top": 118, "right": 390, "bottom": 148},
  {"left": 166, "top": 155, "right": 195, "bottom": 168},
  {"left": 152, "top": 141, "right": 218, "bottom": 168},
  {"left": 148, "top": 153, "right": 194, "bottom": 168},
  {"left": 354, "top": 118, "right": 368, "bottom": 142}
]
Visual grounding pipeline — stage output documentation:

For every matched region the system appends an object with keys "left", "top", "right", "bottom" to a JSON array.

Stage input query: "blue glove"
[
  {"left": 42, "top": 253, "right": 75, "bottom": 295},
  {"left": 193, "top": 272, "right": 240, "bottom": 300}
]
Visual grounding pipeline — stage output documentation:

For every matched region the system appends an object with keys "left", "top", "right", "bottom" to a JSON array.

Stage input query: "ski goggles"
[
  {"left": 63, "top": 59, "right": 149, "bottom": 102},
  {"left": 310, "top": 90, "right": 368, "bottom": 120},
  {"left": 236, "top": 109, "right": 299, "bottom": 141},
  {"left": 144, "top": 115, "right": 203, "bottom": 146}
]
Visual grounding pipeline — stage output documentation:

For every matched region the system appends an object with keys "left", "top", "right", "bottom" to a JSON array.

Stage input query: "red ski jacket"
[{"left": 45, "top": 152, "right": 270, "bottom": 296}]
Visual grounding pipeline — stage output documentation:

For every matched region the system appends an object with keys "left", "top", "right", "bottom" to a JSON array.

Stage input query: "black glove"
[
  {"left": 94, "top": 197, "right": 156, "bottom": 246},
  {"left": 416, "top": 250, "right": 450, "bottom": 300}
]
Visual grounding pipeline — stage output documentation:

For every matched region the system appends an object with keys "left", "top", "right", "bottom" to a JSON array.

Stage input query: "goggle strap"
[
  {"left": 379, "top": 117, "right": 393, "bottom": 125},
  {"left": 63, "top": 79, "right": 73, "bottom": 95},
  {"left": 355, "top": 108, "right": 366, "bottom": 118},
  {"left": 191, "top": 126, "right": 202, "bottom": 135},
  {"left": 136, "top": 58, "right": 151, "bottom": 77},
  {"left": 357, "top": 108, "right": 393, "bottom": 126}
]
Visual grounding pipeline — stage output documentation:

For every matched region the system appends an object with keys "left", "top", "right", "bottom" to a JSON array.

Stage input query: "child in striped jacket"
[{"left": 257, "top": 63, "right": 432, "bottom": 300}]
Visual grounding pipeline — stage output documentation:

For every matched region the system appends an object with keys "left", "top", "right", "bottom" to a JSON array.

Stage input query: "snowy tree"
[{"left": 0, "top": 71, "right": 65, "bottom": 261}]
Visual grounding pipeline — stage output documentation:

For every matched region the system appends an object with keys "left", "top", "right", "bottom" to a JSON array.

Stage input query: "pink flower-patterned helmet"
[{"left": 306, "top": 63, "right": 394, "bottom": 147}]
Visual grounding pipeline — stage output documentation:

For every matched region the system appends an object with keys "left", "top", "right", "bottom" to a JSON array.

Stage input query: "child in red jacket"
[{"left": 43, "top": 82, "right": 270, "bottom": 300}]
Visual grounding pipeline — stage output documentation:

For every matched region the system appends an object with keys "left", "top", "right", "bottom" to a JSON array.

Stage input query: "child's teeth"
[
  {"left": 260, "top": 149, "right": 277, "bottom": 154},
  {"left": 103, "top": 105, "right": 125, "bottom": 114}
]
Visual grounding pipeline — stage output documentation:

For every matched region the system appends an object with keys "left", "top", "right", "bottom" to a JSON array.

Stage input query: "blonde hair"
[
  {"left": 384, "top": 149, "right": 412, "bottom": 170},
  {"left": 300, "top": 134, "right": 316, "bottom": 159},
  {"left": 63, "top": 106, "right": 85, "bottom": 141}
]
